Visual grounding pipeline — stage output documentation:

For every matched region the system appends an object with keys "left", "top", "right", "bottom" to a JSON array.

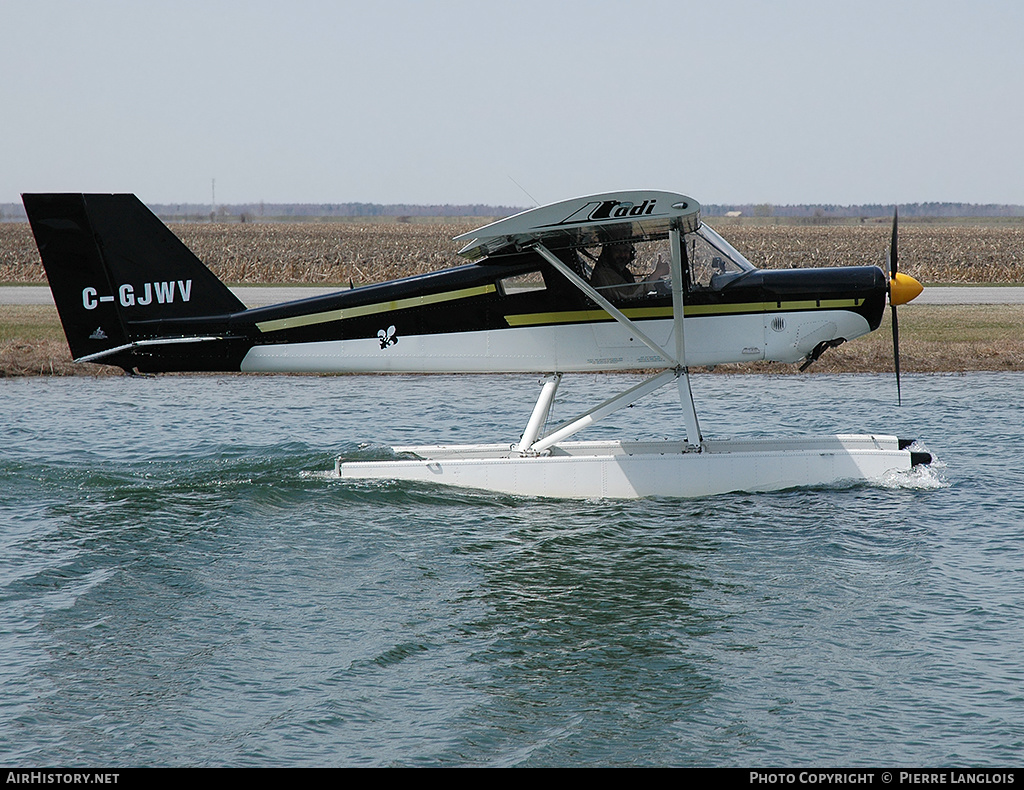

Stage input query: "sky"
[{"left": 2, "top": 0, "right": 1023, "bottom": 207}]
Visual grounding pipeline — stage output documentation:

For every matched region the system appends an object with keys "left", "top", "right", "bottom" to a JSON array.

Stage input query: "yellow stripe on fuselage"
[
  {"left": 504, "top": 298, "right": 862, "bottom": 327},
  {"left": 256, "top": 284, "right": 498, "bottom": 333},
  {"left": 505, "top": 307, "right": 671, "bottom": 327}
]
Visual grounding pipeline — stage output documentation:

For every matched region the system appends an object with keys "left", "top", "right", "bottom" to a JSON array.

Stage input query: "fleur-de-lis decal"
[{"left": 377, "top": 325, "right": 398, "bottom": 349}]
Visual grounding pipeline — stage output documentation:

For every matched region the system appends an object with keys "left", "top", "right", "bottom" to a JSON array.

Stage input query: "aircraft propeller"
[{"left": 886, "top": 208, "right": 924, "bottom": 406}]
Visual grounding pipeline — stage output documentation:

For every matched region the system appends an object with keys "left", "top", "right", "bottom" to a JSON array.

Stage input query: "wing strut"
[
  {"left": 669, "top": 227, "right": 702, "bottom": 445},
  {"left": 514, "top": 233, "right": 703, "bottom": 452}
]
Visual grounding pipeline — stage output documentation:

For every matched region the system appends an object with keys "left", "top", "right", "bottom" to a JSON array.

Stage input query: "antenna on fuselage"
[{"left": 507, "top": 175, "right": 540, "bottom": 207}]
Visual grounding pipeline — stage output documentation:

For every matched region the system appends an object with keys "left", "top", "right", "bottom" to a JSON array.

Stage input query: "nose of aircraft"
[{"left": 890, "top": 271, "right": 923, "bottom": 306}]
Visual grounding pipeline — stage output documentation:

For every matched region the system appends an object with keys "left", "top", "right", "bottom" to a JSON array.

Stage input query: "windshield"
[
  {"left": 687, "top": 224, "right": 757, "bottom": 289},
  {"left": 697, "top": 225, "right": 756, "bottom": 270}
]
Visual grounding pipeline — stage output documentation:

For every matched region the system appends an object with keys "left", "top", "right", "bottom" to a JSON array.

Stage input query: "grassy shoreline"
[{"left": 4, "top": 303, "right": 1023, "bottom": 377}]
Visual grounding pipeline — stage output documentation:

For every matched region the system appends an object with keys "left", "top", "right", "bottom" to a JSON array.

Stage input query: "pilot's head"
[{"left": 599, "top": 224, "right": 636, "bottom": 270}]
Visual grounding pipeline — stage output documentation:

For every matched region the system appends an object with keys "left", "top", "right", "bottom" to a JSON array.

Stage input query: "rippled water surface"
[{"left": 2, "top": 372, "right": 1022, "bottom": 766}]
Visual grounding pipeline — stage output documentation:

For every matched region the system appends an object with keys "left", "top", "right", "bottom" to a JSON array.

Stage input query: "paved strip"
[
  {"left": 0, "top": 285, "right": 344, "bottom": 307},
  {"left": 913, "top": 287, "right": 1024, "bottom": 305},
  {"left": 3, "top": 285, "right": 1024, "bottom": 307}
]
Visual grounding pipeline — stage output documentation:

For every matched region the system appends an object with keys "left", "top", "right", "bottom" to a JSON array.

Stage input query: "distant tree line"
[
  {"left": 150, "top": 202, "right": 526, "bottom": 221},
  {"left": 703, "top": 203, "right": 1024, "bottom": 218},
  {"left": 0, "top": 201, "right": 525, "bottom": 222},
  {"left": 3, "top": 201, "right": 1024, "bottom": 222}
]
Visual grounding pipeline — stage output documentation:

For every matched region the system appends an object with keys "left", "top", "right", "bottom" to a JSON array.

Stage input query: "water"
[{"left": 1, "top": 372, "right": 1022, "bottom": 766}]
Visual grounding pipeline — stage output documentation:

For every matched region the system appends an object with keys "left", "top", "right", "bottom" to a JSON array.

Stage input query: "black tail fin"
[{"left": 22, "top": 194, "right": 245, "bottom": 362}]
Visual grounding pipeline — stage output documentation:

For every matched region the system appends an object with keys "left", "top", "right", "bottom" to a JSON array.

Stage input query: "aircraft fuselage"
[
  {"left": 23, "top": 192, "right": 889, "bottom": 376},
  {"left": 123, "top": 256, "right": 886, "bottom": 374}
]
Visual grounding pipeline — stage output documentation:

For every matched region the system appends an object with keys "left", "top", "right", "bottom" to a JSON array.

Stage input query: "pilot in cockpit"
[{"left": 590, "top": 224, "right": 670, "bottom": 300}]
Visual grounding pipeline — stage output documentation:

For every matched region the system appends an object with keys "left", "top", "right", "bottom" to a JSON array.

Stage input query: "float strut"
[{"left": 516, "top": 374, "right": 562, "bottom": 454}]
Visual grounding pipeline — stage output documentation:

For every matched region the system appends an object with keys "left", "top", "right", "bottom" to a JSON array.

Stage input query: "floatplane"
[{"left": 23, "top": 190, "right": 929, "bottom": 498}]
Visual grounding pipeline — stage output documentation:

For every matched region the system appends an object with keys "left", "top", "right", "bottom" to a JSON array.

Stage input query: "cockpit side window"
[
  {"left": 498, "top": 269, "right": 547, "bottom": 295},
  {"left": 586, "top": 236, "right": 672, "bottom": 302}
]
